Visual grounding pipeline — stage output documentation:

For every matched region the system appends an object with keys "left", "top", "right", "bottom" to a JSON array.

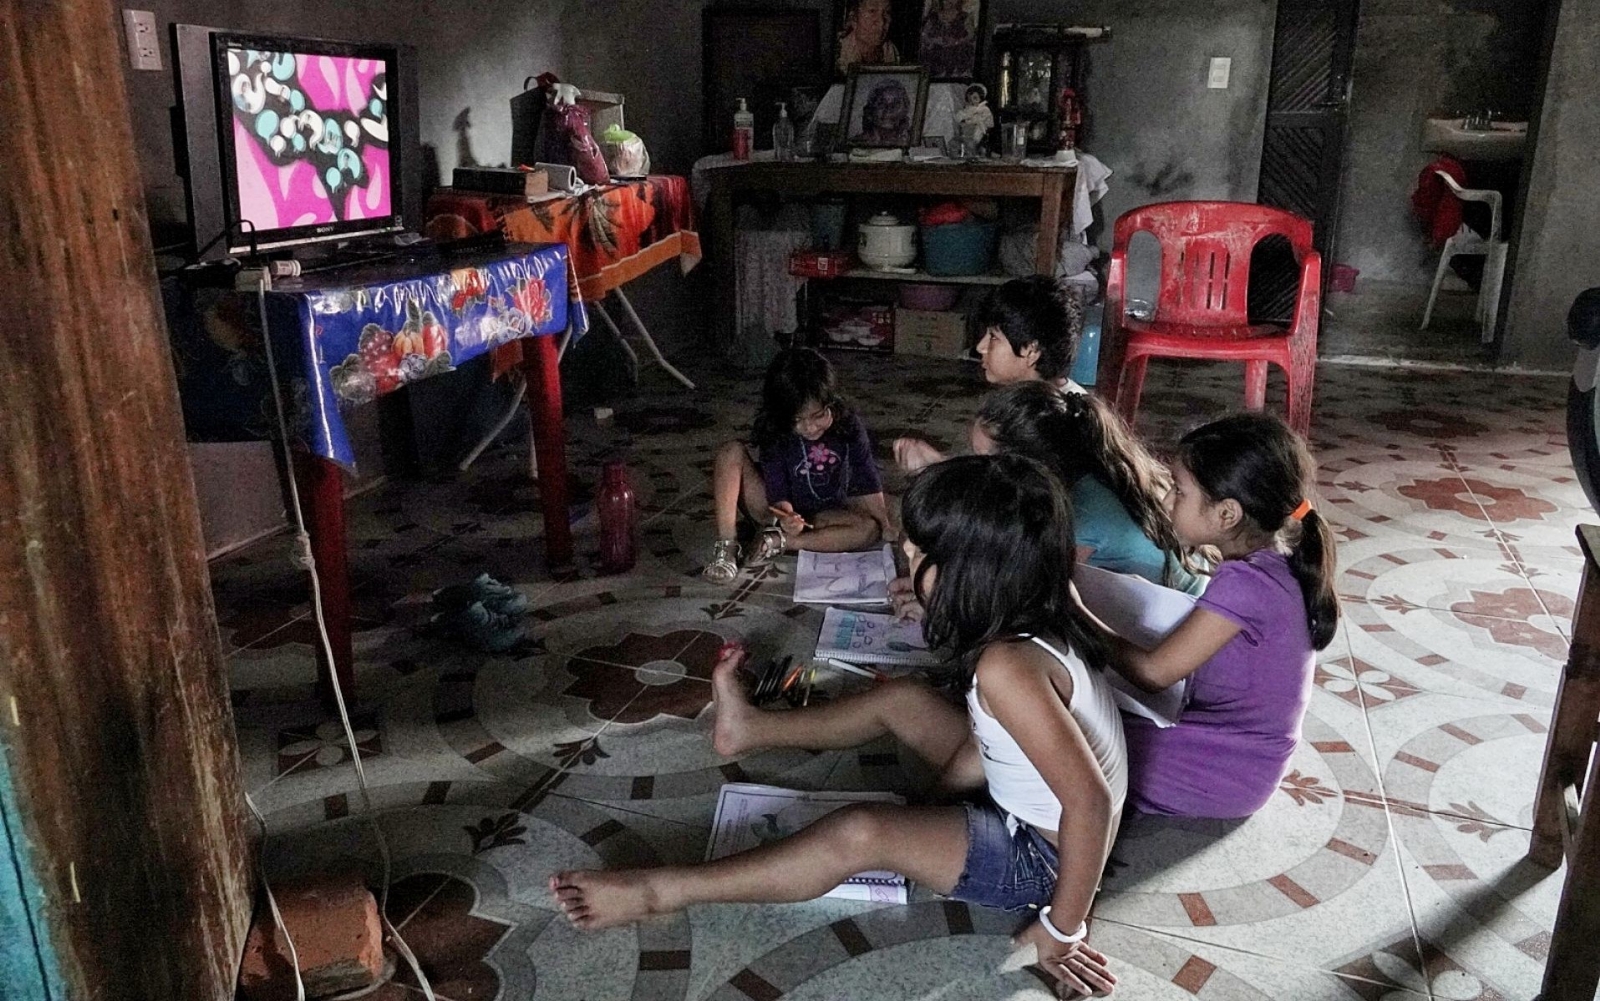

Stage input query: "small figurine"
[
  {"left": 953, "top": 81, "right": 992, "bottom": 152},
  {"left": 955, "top": 82, "right": 995, "bottom": 135}
]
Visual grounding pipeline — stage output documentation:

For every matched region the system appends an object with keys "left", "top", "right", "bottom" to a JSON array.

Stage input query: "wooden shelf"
[{"left": 840, "top": 268, "right": 1009, "bottom": 285}]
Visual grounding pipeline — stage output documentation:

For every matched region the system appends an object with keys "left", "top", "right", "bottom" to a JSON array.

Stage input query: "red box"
[
  {"left": 818, "top": 299, "right": 895, "bottom": 354},
  {"left": 790, "top": 251, "right": 854, "bottom": 279}
]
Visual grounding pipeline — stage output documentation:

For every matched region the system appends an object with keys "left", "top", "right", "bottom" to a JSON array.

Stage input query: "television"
[{"left": 172, "top": 24, "right": 421, "bottom": 260}]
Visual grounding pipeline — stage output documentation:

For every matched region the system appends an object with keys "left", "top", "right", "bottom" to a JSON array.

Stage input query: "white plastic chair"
[{"left": 1420, "top": 170, "right": 1509, "bottom": 344}]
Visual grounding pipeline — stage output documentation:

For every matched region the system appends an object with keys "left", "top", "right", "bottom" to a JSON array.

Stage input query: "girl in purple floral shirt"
[{"left": 705, "top": 349, "right": 888, "bottom": 583}]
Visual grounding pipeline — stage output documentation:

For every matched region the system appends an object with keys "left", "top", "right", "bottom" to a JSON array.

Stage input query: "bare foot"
[
  {"left": 710, "top": 644, "right": 762, "bottom": 757},
  {"left": 549, "top": 869, "right": 664, "bottom": 930}
]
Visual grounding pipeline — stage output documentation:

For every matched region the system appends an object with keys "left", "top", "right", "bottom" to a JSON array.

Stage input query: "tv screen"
[
  {"left": 221, "top": 42, "right": 394, "bottom": 232},
  {"left": 173, "top": 26, "right": 420, "bottom": 259}
]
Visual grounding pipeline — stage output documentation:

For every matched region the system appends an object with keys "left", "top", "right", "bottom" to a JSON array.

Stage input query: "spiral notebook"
[
  {"left": 706, "top": 783, "right": 908, "bottom": 903},
  {"left": 815, "top": 608, "right": 941, "bottom": 668}
]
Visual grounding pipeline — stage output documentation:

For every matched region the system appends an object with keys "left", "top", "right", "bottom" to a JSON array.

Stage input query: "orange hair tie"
[{"left": 1290, "top": 499, "right": 1313, "bottom": 522}]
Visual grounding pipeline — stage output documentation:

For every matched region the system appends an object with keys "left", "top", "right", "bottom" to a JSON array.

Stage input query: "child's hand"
[
  {"left": 768, "top": 502, "right": 808, "bottom": 538},
  {"left": 894, "top": 436, "right": 945, "bottom": 474},
  {"left": 888, "top": 575, "right": 925, "bottom": 622},
  {"left": 1014, "top": 921, "right": 1117, "bottom": 997}
]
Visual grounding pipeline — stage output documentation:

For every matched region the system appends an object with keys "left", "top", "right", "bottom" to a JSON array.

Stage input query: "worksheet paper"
[
  {"left": 1073, "top": 564, "right": 1196, "bottom": 727},
  {"left": 793, "top": 545, "right": 898, "bottom": 605},
  {"left": 706, "top": 783, "right": 908, "bottom": 903}
]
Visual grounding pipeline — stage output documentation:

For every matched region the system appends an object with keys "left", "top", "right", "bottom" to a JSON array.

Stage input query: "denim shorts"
[{"left": 948, "top": 799, "right": 1060, "bottom": 912}]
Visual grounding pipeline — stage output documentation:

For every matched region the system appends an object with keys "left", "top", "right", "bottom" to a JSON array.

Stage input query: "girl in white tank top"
[{"left": 550, "top": 455, "right": 1125, "bottom": 997}]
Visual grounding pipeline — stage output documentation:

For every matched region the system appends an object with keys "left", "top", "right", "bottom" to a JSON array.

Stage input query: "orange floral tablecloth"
[
  {"left": 424, "top": 175, "right": 701, "bottom": 302},
  {"left": 425, "top": 175, "right": 699, "bottom": 376}
]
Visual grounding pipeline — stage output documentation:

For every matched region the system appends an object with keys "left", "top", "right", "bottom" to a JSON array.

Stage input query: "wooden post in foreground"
[{"left": 0, "top": 2, "right": 255, "bottom": 998}]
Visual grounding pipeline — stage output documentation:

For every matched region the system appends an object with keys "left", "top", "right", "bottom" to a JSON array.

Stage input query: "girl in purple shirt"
[
  {"left": 704, "top": 349, "right": 890, "bottom": 583},
  {"left": 1094, "top": 412, "right": 1339, "bottom": 819}
]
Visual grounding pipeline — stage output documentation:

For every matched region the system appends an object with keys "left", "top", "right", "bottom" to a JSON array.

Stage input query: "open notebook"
[
  {"left": 793, "top": 546, "right": 898, "bottom": 605},
  {"left": 815, "top": 607, "right": 941, "bottom": 668},
  {"left": 706, "top": 784, "right": 908, "bottom": 903},
  {"left": 1073, "top": 564, "right": 1198, "bottom": 728}
]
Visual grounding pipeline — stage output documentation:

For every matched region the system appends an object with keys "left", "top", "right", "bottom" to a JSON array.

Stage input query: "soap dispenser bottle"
[
  {"left": 732, "top": 98, "right": 755, "bottom": 161},
  {"left": 773, "top": 102, "right": 795, "bottom": 161}
]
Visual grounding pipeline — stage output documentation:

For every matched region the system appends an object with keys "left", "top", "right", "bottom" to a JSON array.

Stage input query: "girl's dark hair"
[
  {"left": 750, "top": 348, "right": 844, "bottom": 447},
  {"left": 976, "top": 276, "right": 1083, "bottom": 381},
  {"left": 902, "top": 453, "right": 1107, "bottom": 687},
  {"left": 1177, "top": 412, "right": 1339, "bottom": 651},
  {"left": 977, "top": 384, "right": 1193, "bottom": 586}
]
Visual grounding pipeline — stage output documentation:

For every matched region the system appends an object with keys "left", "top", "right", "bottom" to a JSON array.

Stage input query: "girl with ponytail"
[{"left": 1092, "top": 412, "right": 1338, "bottom": 819}]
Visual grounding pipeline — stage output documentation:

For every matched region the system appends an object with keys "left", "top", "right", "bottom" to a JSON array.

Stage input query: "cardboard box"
[{"left": 895, "top": 307, "right": 967, "bottom": 358}]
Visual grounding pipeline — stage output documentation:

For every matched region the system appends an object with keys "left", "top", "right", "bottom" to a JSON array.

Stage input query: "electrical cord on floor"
[{"left": 250, "top": 270, "right": 437, "bottom": 1001}]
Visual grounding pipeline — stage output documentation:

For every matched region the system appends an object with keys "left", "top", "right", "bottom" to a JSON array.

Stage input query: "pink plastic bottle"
[{"left": 597, "top": 460, "right": 638, "bottom": 574}]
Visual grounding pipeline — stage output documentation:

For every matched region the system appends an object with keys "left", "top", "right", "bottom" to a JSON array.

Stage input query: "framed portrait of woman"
[
  {"left": 833, "top": 0, "right": 921, "bottom": 77},
  {"left": 915, "top": 0, "right": 985, "bottom": 81},
  {"left": 838, "top": 65, "right": 929, "bottom": 148}
]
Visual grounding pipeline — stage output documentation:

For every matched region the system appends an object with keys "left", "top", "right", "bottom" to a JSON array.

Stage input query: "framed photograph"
[
  {"left": 833, "top": 0, "right": 921, "bottom": 77},
  {"left": 916, "top": 0, "right": 985, "bottom": 81},
  {"left": 839, "top": 65, "right": 928, "bottom": 148}
]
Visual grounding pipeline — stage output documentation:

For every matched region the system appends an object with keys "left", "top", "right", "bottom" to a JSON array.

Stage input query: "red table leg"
[
  {"left": 292, "top": 452, "right": 354, "bottom": 703},
  {"left": 523, "top": 333, "right": 573, "bottom": 567}
]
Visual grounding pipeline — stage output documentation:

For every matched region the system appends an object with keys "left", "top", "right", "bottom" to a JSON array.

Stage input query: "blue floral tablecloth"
[{"left": 165, "top": 243, "right": 585, "bottom": 469}]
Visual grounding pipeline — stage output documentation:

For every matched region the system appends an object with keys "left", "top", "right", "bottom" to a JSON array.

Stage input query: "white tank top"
[{"left": 966, "top": 636, "right": 1129, "bottom": 833}]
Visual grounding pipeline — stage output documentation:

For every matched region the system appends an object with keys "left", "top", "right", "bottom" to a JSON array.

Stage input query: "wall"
[
  {"left": 1336, "top": 0, "right": 1547, "bottom": 286},
  {"left": 995, "top": 0, "right": 1274, "bottom": 238},
  {"left": 1501, "top": 0, "right": 1600, "bottom": 371}
]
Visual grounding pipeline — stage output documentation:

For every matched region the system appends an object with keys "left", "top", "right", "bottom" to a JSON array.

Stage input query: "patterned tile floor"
[{"left": 217, "top": 353, "right": 1588, "bottom": 1000}]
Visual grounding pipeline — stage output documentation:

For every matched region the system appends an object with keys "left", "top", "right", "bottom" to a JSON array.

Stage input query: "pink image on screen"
[{"left": 227, "top": 47, "right": 393, "bottom": 234}]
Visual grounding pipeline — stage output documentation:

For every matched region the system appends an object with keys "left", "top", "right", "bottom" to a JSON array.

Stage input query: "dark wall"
[
  {"left": 1503, "top": 0, "right": 1600, "bottom": 370},
  {"left": 996, "top": 0, "right": 1275, "bottom": 235},
  {"left": 1336, "top": 0, "right": 1548, "bottom": 286}
]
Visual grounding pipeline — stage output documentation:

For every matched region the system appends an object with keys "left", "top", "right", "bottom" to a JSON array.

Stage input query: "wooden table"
[
  {"left": 1529, "top": 523, "right": 1600, "bottom": 1000},
  {"left": 704, "top": 160, "right": 1075, "bottom": 352}
]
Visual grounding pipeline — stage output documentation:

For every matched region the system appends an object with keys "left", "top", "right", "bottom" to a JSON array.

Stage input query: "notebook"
[
  {"left": 815, "top": 608, "right": 941, "bottom": 668},
  {"left": 1073, "top": 564, "right": 1197, "bottom": 728},
  {"left": 706, "top": 783, "right": 908, "bottom": 903},
  {"left": 793, "top": 546, "right": 898, "bottom": 605}
]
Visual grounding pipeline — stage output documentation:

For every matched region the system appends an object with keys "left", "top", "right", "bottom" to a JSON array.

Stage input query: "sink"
[{"left": 1422, "top": 118, "right": 1529, "bottom": 161}]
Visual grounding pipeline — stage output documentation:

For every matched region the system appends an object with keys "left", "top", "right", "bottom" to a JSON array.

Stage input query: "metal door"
[{"left": 1252, "top": 0, "right": 1359, "bottom": 320}]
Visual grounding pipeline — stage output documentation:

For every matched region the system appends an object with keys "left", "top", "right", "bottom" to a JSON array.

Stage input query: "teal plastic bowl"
[{"left": 921, "top": 222, "right": 997, "bottom": 276}]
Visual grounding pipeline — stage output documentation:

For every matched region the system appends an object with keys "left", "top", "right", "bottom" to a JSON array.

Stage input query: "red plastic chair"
[{"left": 1096, "top": 201, "right": 1322, "bottom": 436}]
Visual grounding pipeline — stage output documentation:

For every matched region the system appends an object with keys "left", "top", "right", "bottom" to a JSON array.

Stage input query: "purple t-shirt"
[
  {"left": 758, "top": 413, "right": 883, "bottom": 521},
  {"left": 1123, "top": 550, "right": 1314, "bottom": 819}
]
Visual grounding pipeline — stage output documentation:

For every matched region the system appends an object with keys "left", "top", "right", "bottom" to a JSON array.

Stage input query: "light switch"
[
  {"left": 123, "top": 9, "right": 162, "bottom": 71},
  {"left": 1208, "top": 57, "right": 1231, "bottom": 90}
]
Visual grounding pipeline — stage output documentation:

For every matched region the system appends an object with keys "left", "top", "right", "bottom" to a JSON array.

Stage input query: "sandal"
[
  {"left": 749, "top": 525, "right": 788, "bottom": 565},
  {"left": 703, "top": 539, "right": 742, "bottom": 583}
]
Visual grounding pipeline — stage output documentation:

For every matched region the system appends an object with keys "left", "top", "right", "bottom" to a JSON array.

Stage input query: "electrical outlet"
[
  {"left": 1207, "top": 57, "right": 1231, "bottom": 90},
  {"left": 122, "top": 9, "right": 161, "bottom": 71}
]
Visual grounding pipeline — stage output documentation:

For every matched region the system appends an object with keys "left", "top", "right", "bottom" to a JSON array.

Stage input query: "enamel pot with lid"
[{"left": 857, "top": 212, "right": 917, "bottom": 270}]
